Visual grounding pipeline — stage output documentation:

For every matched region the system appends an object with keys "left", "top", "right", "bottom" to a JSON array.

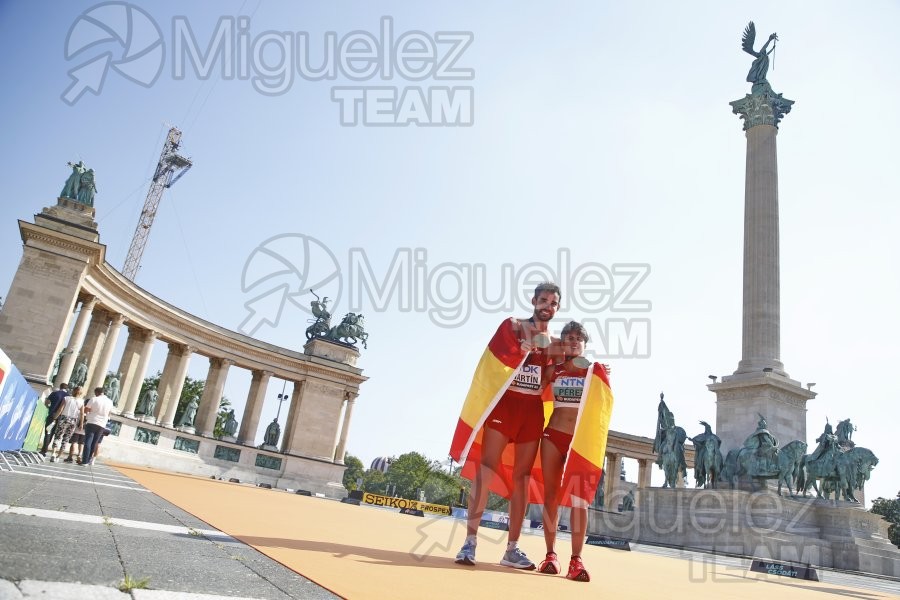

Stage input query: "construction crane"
[{"left": 121, "top": 127, "right": 193, "bottom": 281}]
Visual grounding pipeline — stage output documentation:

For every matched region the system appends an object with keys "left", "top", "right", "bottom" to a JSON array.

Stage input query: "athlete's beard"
[{"left": 533, "top": 308, "right": 553, "bottom": 322}]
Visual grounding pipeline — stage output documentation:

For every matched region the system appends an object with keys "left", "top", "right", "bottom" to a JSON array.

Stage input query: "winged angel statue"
[{"left": 742, "top": 21, "right": 778, "bottom": 85}]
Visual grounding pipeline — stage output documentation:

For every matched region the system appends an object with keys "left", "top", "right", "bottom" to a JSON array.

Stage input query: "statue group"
[
  {"left": 304, "top": 289, "right": 369, "bottom": 349},
  {"left": 652, "top": 397, "right": 878, "bottom": 503},
  {"left": 722, "top": 416, "right": 877, "bottom": 502},
  {"left": 60, "top": 161, "right": 98, "bottom": 207}
]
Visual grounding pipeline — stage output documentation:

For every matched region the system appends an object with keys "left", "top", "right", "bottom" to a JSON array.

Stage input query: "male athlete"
[{"left": 453, "top": 282, "right": 561, "bottom": 569}]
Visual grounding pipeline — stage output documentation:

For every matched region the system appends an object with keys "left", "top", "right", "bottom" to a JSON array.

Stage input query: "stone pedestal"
[
  {"left": 710, "top": 372, "right": 816, "bottom": 456},
  {"left": 304, "top": 338, "right": 360, "bottom": 366},
  {"left": 586, "top": 488, "right": 900, "bottom": 577},
  {"left": 176, "top": 425, "right": 196, "bottom": 435},
  {"left": 260, "top": 444, "right": 278, "bottom": 452},
  {"left": 221, "top": 435, "right": 237, "bottom": 444},
  {"left": 0, "top": 198, "right": 103, "bottom": 388}
]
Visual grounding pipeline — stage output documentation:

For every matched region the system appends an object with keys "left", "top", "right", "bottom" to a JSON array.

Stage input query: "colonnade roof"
[{"left": 81, "top": 257, "right": 366, "bottom": 389}]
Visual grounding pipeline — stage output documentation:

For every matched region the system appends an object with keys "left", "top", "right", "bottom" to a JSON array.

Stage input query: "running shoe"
[
  {"left": 455, "top": 539, "right": 477, "bottom": 565},
  {"left": 538, "top": 551, "right": 560, "bottom": 574},
  {"left": 566, "top": 556, "right": 590, "bottom": 582},
  {"left": 500, "top": 546, "right": 535, "bottom": 570}
]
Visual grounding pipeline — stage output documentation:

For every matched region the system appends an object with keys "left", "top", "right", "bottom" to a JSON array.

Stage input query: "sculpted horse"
[
  {"left": 723, "top": 439, "right": 807, "bottom": 495},
  {"left": 327, "top": 313, "right": 369, "bottom": 349},
  {"left": 798, "top": 446, "right": 878, "bottom": 503}
]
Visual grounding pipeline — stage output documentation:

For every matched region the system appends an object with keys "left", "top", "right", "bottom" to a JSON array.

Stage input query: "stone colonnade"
[
  {"left": 602, "top": 432, "right": 696, "bottom": 503},
  {"left": 54, "top": 293, "right": 363, "bottom": 463}
]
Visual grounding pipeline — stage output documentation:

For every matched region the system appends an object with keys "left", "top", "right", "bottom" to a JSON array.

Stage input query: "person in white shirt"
[
  {"left": 82, "top": 387, "right": 113, "bottom": 466},
  {"left": 48, "top": 386, "right": 83, "bottom": 462}
]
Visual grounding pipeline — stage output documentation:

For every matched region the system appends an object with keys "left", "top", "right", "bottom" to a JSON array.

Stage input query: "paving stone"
[
  {"left": 0, "top": 580, "right": 23, "bottom": 600},
  {"left": 18, "top": 580, "right": 127, "bottom": 599}
]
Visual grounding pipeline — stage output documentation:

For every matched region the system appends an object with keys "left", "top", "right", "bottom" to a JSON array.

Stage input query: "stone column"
[
  {"left": 78, "top": 308, "right": 111, "bottom": 387},
  {"left": 196, "top": 357, "right": 232, "bottom": 437},
  {"left": 112, "top": 325, "right": 141, "bottom": 414},
  {"left": 637, "top": 458, "right": 653, "bottom": 489},
  {"left": 159, "top": 344, "right": 193, "bottom": 428},
  {"left": 238, "top": 370, "right": 272, "bottom": 446},
  {"left": 332, "top": 391, "right": 357, "bottom": 464},
  {"left": 604, "top": 453, "right": 622, "bottom": 503},
  {"left": 736, "top": 123, "right": 785, "bottom": 376},
  {"left": 55, "top": 295, "right": 96, "bottom": 387},
  {"left": 712, "top": 85, "right": 814, "bottom": 456},
  {"left": 120, "top": 330, "right": 157, "bottom": 417},
  {"left": 87, "top": 313, "right": 126, "bottom": 392},
  {"left": 282, "top": 380, "right": 306, "bottom": 454}
]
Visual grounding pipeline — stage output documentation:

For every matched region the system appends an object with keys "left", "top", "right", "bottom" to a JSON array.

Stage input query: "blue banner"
[{"left": 0, "top": 349, "right": 40, "bottom": 451}]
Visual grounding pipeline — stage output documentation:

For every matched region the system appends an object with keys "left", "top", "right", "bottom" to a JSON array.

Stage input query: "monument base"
[
  {"left": 99, "top": 415, "right": 347, "bottom": 498},
  {"left": 304, "top": 337, "right": 360, "bottom": 366},
  {"left": 35, "top": 197, "right": 99, "bottom": 242},
  {"left": 586, "top": 488, "right": 900, "bottom": 577},
  {"left": 709, "top": 372, "right": 816, "bottom": 458},
  {"left": 176, "top": 425, "right": 196, "bottom": 435}
]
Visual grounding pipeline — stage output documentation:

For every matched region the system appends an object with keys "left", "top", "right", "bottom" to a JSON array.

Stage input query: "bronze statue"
[
  {"left": 653, "top": 394, "right": 687, "bottom": 488},
  {"left": 223, "top": 409, "right": 238, "bottom": 436},
  {"left": 326, "top": 312, "right": 369, "bottom": 349},
  {"left": 177, "top": 397, "right": 199, "bottom": 427},
  {"left": 799, "top": 446, "right": 878, "bottom": 503},
  {"left": 69, "top": 357, "right": 88, "bottom": 388},
  {"left": 306, "top": 289, "right": 333, "bottom": 340},
  {"left": 105, "top": 372, "right": 121, "bottom": 407},
  {"left": 836, "top": 418, "right": 856, "bottom": 448},
  {"left": 742, "top": 414, "right": 779, "bottom": 473},
  {"left": 76, "top": 169, "right": 97, "bottom": 206},
  {"left": 135, "top": 388, "right": 158, "bottom": 416},
  {"left": 690, "top": 421, "right": 724, "bottom": 488},
  {"left": 60, "top": 161, "right": 85, "bottom": 199},
  {"left": 263, "top": 418, "right": 280, "bottom": 447},
  {"left": 808, "top": 421, "right": 839, "bottom": 468},
  {"left": 741, "top": 22, "right": 778, "bottom": 86}
]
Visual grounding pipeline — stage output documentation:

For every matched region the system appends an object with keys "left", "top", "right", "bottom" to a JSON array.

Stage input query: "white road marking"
[
  {"left": 0, "top": 503, "right": 233, "bottom": 540},
  {"left": 4, "top": 468, "right": 148, "bottom": 490}
]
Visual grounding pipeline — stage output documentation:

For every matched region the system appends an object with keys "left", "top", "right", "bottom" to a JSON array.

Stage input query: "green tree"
[
  {"left": 870, "top": 492, "right": 900, "bottom": 547},
  {"left": 362, "top": 468, "right": 387, "bottom": 494},
  {"left": 383, "top": 452, "right": 439, "bottom": 499},
  {"left": 342, "top": 454, "right": 365, "bottom": 491}
]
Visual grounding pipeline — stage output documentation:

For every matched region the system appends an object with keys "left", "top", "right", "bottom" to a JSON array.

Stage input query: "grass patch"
[{"left": 119, "top": 574, "right": 151, "bottom": 592}]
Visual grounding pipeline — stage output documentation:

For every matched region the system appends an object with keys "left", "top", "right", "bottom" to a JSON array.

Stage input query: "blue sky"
[{"left": 1, "top": 1, "right": 898, "bottom": 505}]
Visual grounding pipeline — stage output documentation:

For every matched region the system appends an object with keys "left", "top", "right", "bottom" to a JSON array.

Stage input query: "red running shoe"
[
  {"left": 566, "top": 556, "right": 590, "bottom": 582},
  {"left": 538, "top": 552, "right": 560, "bottom": 574}
]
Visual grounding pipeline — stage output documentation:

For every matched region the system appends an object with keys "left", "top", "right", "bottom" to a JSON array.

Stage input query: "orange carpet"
[{"left": 113, "top": 465, "right": 897, "bottom": 599}]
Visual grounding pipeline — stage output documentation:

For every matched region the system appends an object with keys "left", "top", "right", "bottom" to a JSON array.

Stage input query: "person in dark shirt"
[{"left": 40, "top": 383, "right": 69, "bottom": 454}]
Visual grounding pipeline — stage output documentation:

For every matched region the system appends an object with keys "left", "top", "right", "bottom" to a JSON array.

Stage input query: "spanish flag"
[
  {"left": 556, "top": 362, "right": 614, "bottom": 507},
  {"left": 449, "top": 318, "right": 539, "bottom": 498}
]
